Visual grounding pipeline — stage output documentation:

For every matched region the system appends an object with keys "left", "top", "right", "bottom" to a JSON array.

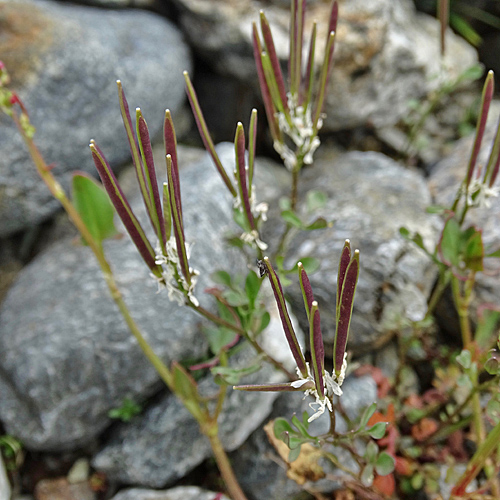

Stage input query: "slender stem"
[
  {"left": 425, "top": 270, "right": 450, "bottom": 320},
  {"left": 323, "top": 451, "right": 359, "bottom": 479},
  {"left": 13, "top": 112, "right": 251, "bottom": 500},
  {"left": 214, "top": 351, "right": 229, "bottom": 418},
  {"left": 328, "top": 399, "right": 336, "bottom": 434},
  {"left": 207, "top": 432, "right": 249, "bottom": 500},
  {"left": 451, "top": 275, "right": 473, "bottom": 349},
  {"left": 274, "top": 223, "right": 293, "bottom": 261},
  {"left": 290, "top": 167, "right": 299, "bottom": 211},
  {"left": 191, "top": 303, "right": 294, "bottom": 379}
]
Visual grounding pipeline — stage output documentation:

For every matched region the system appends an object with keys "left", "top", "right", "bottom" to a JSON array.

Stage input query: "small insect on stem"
[{"left": 257, "top": 259, "right": 268, "bottom": 278}]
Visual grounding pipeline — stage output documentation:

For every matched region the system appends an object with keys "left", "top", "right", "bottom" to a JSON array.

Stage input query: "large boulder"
[
  {"left": 171, "top": 0, "right": 477, "bottom": 131},
  {"left": 0, "top": 0, "right": 190, "bottom": 236},
  {"left": 0, "top": 145, "right": 244, "bottom": 451},
  {"left": 260, "top": 147, "right": 440, "bottom": 353},
  {"left": 110, "top": 486, "right": 229, "bottom": 500}
]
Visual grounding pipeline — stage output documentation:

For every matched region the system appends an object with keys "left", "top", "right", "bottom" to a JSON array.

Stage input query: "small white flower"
[
  {"left": 152, "top": 237, "right": 199, "bottom": 307},
  {"left": 240, "top": 229, "right": 268, "bottom": 250},
  {"left": 292, "top": 363, "right": 334, "bottom": 423},
  {"left": 466, "top": 178, "right": 500, "bottom": 208}
]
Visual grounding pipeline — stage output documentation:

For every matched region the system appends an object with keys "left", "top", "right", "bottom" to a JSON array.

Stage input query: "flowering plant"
[{"left": 235, "top": 241, "right": 359, "bottom": 424}]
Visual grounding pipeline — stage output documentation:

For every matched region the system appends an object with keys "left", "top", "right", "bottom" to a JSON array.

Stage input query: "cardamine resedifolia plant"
[{"left": 0, "top": 0, "right": 401, "bottom": 497}]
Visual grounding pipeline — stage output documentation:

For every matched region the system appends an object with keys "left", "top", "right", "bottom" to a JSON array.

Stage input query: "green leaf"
[
  {"left": 205, "top": 326, "right": 237, "bottom": 356},
  {"left": 211, "top": 363, "right": 261, "bottom": 385},
  {"left": 368, "top": 422, "right": 388, "bottom": 439},
  {"left": 440, "top": 218, "right": 461, "bottom": 267},
  {"left": 233, "top": 207, "right": 250, "bottom": 232},
  {"left": 426, "top": 205, "right": 447, "bottom": 215},
  {"left": 456, "top": 349, "right": 472, "bottom": 369},
  {"left": 274, "top": 417, "right": 294, "bottom": 440},
  {"left": 485, "top": 357, "right": 500, "bottom": 375},
  {"left": 399, "top": 227, "right": 430, "bottom": 256},
  {"left": 304, "top": 217, "right": 329, "bottom": 231},
  {"left": 359, "top": 402, "right": 377, "bottom": 430},
  {"left": 211, "top": 270, "right": 232, "bottom": 287},
  {"left": 291, "top": 414, "right": 315, "bottom": 440},
  {"left": 256, "top": 311, "right": 271, "bottom": 334},
  {"left": 108, "top": 397, "right": 142, "bottom": 422},
  {"left": 245, "top": 270, "right": 261, "bottom": 307},
  {"left": 72, "top": 173, "right": 118, "bottom": 245},
  {"left": 463, "top": 227, "right": 484, "bottom": 272},
  {"left": 306, "top": 190, "right": 327, "bottom": 212},
  {"left": 288, "top": 445, "right": 302, "bottom": 462},
  {"left": 406, "top": 407, "right": 428, "bottom": 424},
  {"left": 172, "top": 362, "right": 204, "bottom": 420},
  {"left": 375, "top": 452, "right": 395, "bottom": 476},
  {"left": 360, "top": 464, "right": 374, "bottom": 486},
  {"left": 364, "top": 441, "right": 379, "bottom": 463},
  {"left": 476, "top": 310, "right": 500, "bottom": 349},
  {"left": 486, "top": 396, "right": 500, "bottom": 422},
  {"left": 223, "top": 290, "right": 249, "bottom": 307},
  {"left": 411, "top": 472, "right": 424, "bottom": 490},
  {"left": 281, "top": 210, "right": 304, "bottom": 229}
]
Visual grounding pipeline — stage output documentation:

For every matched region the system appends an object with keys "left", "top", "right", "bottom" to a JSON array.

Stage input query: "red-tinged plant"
[{"left": 235, "top": 240, "right": 359, "bottom": 423}]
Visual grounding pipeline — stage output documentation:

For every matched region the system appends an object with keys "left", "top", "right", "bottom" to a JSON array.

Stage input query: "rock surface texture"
[
  {"left": 260, "top": 147, "right": 440, "bottom": 353},
  {"left": 172, "top": 0, "right": 477, "bottom": 131},
  {"left": 0, "top": 0, "right": 190, "bottom": 235},
  {"left": 110, "top": 486, "right": 229, "bottom": 500}
]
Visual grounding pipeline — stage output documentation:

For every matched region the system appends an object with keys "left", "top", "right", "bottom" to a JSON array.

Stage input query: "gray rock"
[
  {"left": 111, "top": 486, "right": 229, "bottom": 500},
  {"left": 0, "top": 0, "right": 190, "bottom": 236},
  {"left": 428, "top": 104, "right": 500, "bottom": 337},
  {"left": 92, "top": 344, "right": 289, "bottom": 487},
  {"left": 0, "top": 146, "right": 246, "bottom": 451},
  {"left": 231, "top": 374, "right": 376, "bottom": 500},
  {"left": 171, "top": 0, "right": 476, "bottom": 131},
  {"left": 0, "top": 454, "right": 10, "bottom": 500},
  {"left": 265, "top": 149, "right": 439, "bottom": 354}
]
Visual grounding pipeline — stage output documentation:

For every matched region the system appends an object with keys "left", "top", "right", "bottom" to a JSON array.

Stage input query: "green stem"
[
  {"left": 14, "top": 113, "right": 249, "bottom": 500},
  {"left": 425, "top": 270, "right": 450, "bottom": 320},
  {"left": 207, "top": 431, "right": 249, "bottom": 500}
]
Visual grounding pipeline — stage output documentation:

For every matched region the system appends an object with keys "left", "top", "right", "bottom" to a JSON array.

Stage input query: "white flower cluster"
[
  {"left": 240, "top": 229, "right": 268, "bottom": 251},
  {"left": 466, "top": 177, "right": 500, "bottom": 208},
  {"left": 291, "top": 354, "right": 347, "bottom": 423},
  {"left": 152, "top": 237, "right": 199, "bottom": 307},
  {"left": 275, "top": 93, "right": 322, "bottom": 171}
]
